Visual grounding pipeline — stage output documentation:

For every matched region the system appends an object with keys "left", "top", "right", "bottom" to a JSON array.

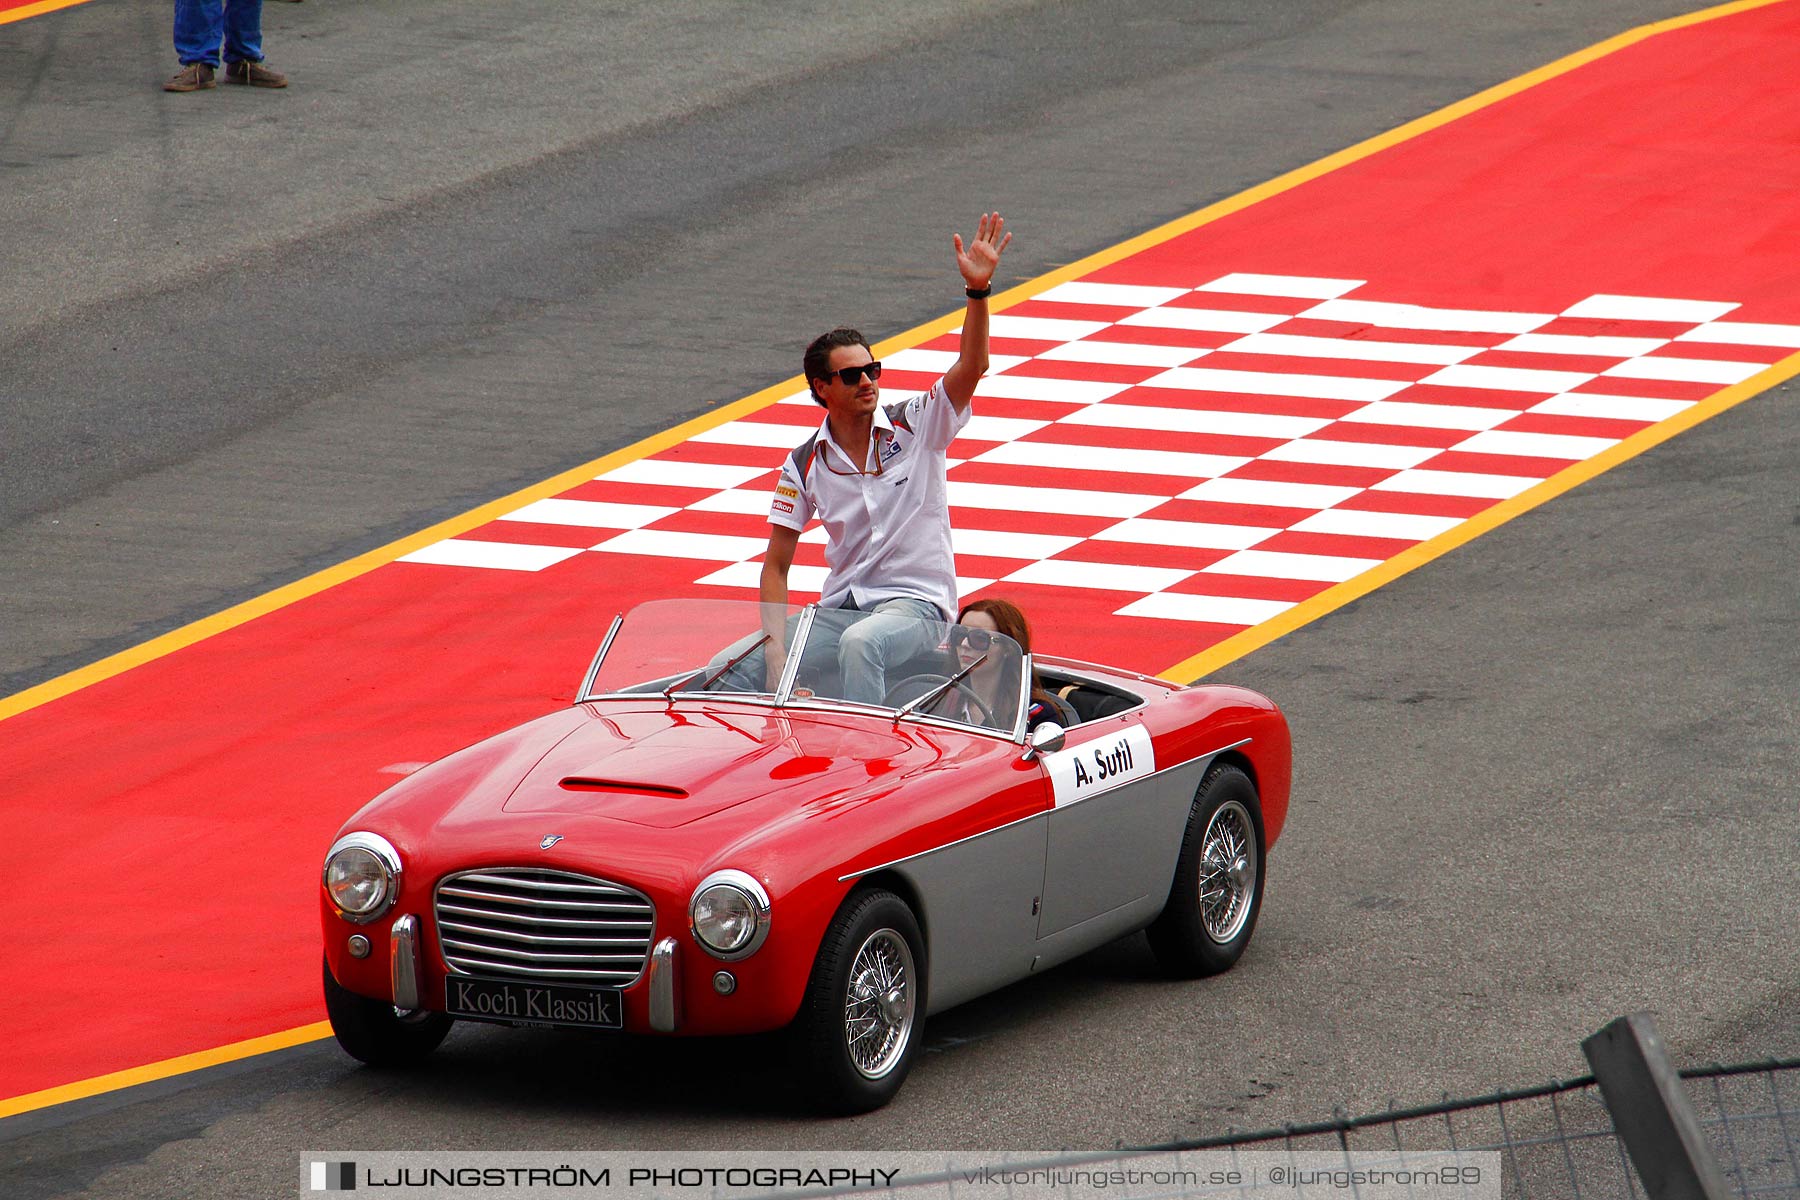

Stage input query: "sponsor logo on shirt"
[
  {"left": 880, "top": 437, "right": 904, "bottom": 463},
  {"left": 776, "top": 485, "right": 799, "bottom": 499},
  {"left": 772, "top": 499, "right": 794, "bottom": 514}
]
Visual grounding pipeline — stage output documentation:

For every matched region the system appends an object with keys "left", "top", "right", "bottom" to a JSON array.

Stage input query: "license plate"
[{"left": 445, "top": 975, "right": 623, "bottom": 1029}]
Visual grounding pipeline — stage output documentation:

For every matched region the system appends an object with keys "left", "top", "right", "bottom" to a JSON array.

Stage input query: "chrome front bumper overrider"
[
  {"left": 391, "top": 914, "right": 422, "bottom": 1010},
  {"left": 649, "top": 937, "right": 680, "bottom": 1032}
]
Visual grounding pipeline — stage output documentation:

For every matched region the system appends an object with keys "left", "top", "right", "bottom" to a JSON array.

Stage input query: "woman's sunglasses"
[
  {"left": 952, "top": 628, "right": 993, "bottom": 652},
  {"left": 828, "top": 362, "right": 882, "bottom": 386}
]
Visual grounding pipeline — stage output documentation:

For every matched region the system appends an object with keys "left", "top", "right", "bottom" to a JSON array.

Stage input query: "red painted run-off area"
[{"left": 6, "top": 2, "right": 1800, "bottom": 1104}]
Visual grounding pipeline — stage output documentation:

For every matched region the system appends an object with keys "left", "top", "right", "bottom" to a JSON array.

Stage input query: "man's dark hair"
[{"left": 803, "top": 327, "right": 870, "bottom": 406}]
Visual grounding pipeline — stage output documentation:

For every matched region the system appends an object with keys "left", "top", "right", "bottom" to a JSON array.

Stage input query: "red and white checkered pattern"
[{"left": 399, "top": 272, "right": 1799, "bottom": 662}]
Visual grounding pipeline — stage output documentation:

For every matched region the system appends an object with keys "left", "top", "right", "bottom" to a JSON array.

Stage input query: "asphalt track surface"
[{"left": 1, "top": 1, "right": 1797, "bottom": 1198}]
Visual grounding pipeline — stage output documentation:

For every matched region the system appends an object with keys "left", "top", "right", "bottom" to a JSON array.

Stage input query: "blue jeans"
[
  {"left": 813, "top": 597, "right": 946, "bottom": 706},
  {"left": 174, "top": 0, "right": 264, "bottom": 67},
  {"left": 709, "top": 597, "right": 946, "bottom": 706}
]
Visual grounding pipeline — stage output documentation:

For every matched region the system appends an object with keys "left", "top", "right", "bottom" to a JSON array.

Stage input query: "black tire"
[
  {"left": 1147, "top": 763, "right": 1265, "bottom": 979},
  {"left": 322, "top": 956, "right": 453, "bottom": 1067},
  {"left": 794, "top": 890, "right": 926, "bottom": 1114}
]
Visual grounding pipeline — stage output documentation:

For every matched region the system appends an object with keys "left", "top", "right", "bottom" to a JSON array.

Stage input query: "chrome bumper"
[
  {"left": 390, "top": 914, "right": 422, "bottom": 1010},
  {"left": 648, "top": 937, "right": 680, "bottom": 1032}
]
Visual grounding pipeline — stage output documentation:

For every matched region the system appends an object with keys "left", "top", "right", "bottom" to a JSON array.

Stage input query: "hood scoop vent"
[{"left": 558, "top": 777, "right": 690, "bottom": 799}]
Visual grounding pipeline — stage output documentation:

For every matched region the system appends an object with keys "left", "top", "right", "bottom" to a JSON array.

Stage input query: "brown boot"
[
  {"left": 163, "top": 62, "right": 216, "bottom": 92},
  {"left": 224, "top": 59, "right": 289, "bottom": 88}
]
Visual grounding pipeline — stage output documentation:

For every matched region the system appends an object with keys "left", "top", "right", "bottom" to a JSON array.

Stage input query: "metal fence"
[{"left": 1134, "top": 1056, "right": 1799, "bottom": 1198}]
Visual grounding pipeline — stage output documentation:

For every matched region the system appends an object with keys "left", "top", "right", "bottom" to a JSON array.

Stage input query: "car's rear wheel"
[
  {"left": 795, "top": 889, "right": 925, "bottom": 1114},
  {"left": 322, "top": 957, "right": 453, "bottom": 1067},
  {"left": 1147, "top": 763, "right": 1265, "bottom": 978}
]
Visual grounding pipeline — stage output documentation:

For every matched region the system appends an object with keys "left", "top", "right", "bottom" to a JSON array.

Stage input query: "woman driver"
[{"left": 953, "top": 598, "right": 1077, "bottom": 732}]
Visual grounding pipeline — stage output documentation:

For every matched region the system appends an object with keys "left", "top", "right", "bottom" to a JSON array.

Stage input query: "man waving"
[{"left": 761, "top": 213, "right": 1012, "bottom": 703}]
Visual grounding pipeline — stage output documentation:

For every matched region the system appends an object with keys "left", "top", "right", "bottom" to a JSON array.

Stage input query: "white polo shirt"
[{"left": 768, "top": 379, "right": 969, "bottom": 620}]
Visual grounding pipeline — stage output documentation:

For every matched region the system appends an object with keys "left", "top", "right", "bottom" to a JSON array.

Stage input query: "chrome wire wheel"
[
  {"left": 842, "top": 927, "right": 915, "bottom": 1079},
  {"left": 1198, "top": 799, "right": 1259, "bottom": 944}
]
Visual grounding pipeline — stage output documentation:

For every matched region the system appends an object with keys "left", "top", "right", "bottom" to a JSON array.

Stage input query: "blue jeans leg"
[
  {"left": 835, "top": 598, "right": 945, "bottom": 706},
  {"left": 223, "top": 0, "right": 265, "bottom": 65},
  {"left": 175, "top": 1, "right": 263, "bottom": 66}
]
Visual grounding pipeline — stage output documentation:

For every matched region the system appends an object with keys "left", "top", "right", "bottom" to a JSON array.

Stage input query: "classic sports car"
[{"left": 320, "top": 598, "right": 1290, "bottom": 1112}]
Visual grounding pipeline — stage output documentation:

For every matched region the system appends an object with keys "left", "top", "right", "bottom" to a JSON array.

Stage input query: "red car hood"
[{"left": 498, "top": 705, "right": 914, "bottom": 829}]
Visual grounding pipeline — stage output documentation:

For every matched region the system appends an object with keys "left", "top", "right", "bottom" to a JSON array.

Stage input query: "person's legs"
[
  {"left": 835, "top": 598, "right": 944, "bottom": 706},
  {"left": 221, "top": 0, "right": 265, "bottom": 64},
  {"left": 173, "top": 0, "right": 225, "bottom": 67}
]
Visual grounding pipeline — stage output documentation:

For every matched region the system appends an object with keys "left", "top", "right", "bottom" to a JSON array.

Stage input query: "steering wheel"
[{"left": 883, "top": 673, "right": 994, "bottom": 725}]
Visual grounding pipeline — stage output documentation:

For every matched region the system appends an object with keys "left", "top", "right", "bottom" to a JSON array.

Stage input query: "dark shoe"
[
  {"left": 224, "top": 59, "right": 288, "bottom": 88},
  {"left": 163, "top": 62, "right": 216, "bottom": 92}
]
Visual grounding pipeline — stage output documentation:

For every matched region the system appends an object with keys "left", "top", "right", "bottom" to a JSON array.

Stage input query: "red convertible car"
[{"left": 320, "top": 598, "right": 1290, "bottom": 1112}]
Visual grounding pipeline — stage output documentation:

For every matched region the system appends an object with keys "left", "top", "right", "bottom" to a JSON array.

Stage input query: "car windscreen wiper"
[
  {"left": 663, "top": 633, "right": 772, "bottom": 700},
  {"left": 894, "top": 653, "right": 988, "bottom": 722}
]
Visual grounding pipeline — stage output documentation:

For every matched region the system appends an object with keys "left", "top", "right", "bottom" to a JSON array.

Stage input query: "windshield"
[{"left": 580, "top": 598, "right": 1026, "bottom": 737}]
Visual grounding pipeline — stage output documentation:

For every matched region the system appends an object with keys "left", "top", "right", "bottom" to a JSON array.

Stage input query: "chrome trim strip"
[
  {"left": 773, "top": 605, "right": 817, "bottom": 704},
  {"left": 575, "top": 614, "right": 625, "bottom": 703},
  {"left": 449, "top": 872, "right": 639, "bottom": 896},
  {"left": 649, "top": 937, "right": 679, "bottom": 1032},
  {"left": 390, "top": 914, "right": 421, "bottom": 1010},
  {"left": 837, "top": 737, "right": 1253, "bottom": 882},
  {"left": 1011, "top": 654, "right": 1032, "bottom": 743},
  {"left": 840, "top": 808, "right": 1047, "bottom": 882}
]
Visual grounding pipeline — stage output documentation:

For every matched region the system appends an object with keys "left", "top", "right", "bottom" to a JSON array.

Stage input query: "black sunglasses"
[
  {"left": 953, "top": 628, "right": 993, "bottom": 652},
  {"left": 828, "top": 361, "right": 882, "bottom": 386}
]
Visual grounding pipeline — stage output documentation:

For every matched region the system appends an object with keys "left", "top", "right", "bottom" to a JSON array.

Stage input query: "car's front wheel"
[
  {"left": 1147, "top": 762, "right": 1265, "bottom": 978},
  {"left": 322, "top": 957, "right": 453, "bottom": 1067},
  {"left": 794, "top": 889, "right": 925, "bottom": 1114}
]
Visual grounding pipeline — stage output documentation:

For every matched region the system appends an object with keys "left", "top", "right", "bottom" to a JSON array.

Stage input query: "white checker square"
[
  {"left": 1063, "top": 402, "right": 1331, "bottom": 441},
  {"left": 978, "top": 375, "right": 1129, "bottom": 404},
  {"left": 698, "top": 561, "right": 828, "bottom": 592},
  {"left": 1530, "top": 392, "right": 1694, "bottom": 423},
  {"left": 1261, "top": 438, "right": 1440, "bottom": 469},
  {"left": 1180, "top": 477, "right": 1362, "bottom": 509},
  {"left": 1289, "top": 508, "right": 1464, "bottom": 541},
  {"left": 1035, "top": 281, "right": 1189, "bottom": 307},
  {"left": 398, "top": 539, "right": 584, "bottom": 572},
  {"left": 885, "top": 348, "right": 1030, "bottom": 375},
  {"left": 1197, "top": 272, "right": 1365, "bottom": 299},
  {"left": 978, "top": 315, "right": 1111, "bottom": 341},
  {"left": 973, "top": 440, "right": 1248, "bottom": 480},
  {"left": 687, "top": 488, "right": 778, "bottom": 516},
  {"left": 1602, "top": 357, "right": 1763, "bottom": 385},
  {"left": 692, "top": 420, "right": 812, "bottom": 449},
  {"left": 947, "top": 481, "right": 1163, "bottom": 518},
  {"left": 1223, "top": 332, "right": 1481, "bottom": 366},
  {"left": 1421, "top": 364, "right": 1595, "bottom": 394},
  {"left": 1118, "top": 592, "right": 1296, "bottom": 626},
  {"left": 1296, "top": 507, "right": 1461, "bottom": 539},
  {"left": 1677, "top": 320, "right": 1800, "bottom": 349},
  {"left": 1117, "top": 307, "right": 1288, "bottom": 335},
  {"left": 956, "top": 414, "right": 1052, "bottom": 442},
  {"left": 1301, "top": 298, "right": 1553, "bottom": 334},
  {"left": 1562, "top": 294, "right": 1739, "bottom": 324},
  {"left": 501, "top": 498, "right": 677, "bottom": 529},
  {"left": 598, "top": 459, "right": 769, "bottom": 490},
  {"left": 1202, "top": 549, "right": 1381, "bottom": 583},
  {"left": 1037, "top": 340, "right": 1207, "bottom": 368},
  {"left": 1453, "top": 430, "right": 1619, "bottom": 460},
  {"left": 590, "top": 529, "right": 768, "bottom": 561},
  {"left": 1340, "top": 400, "right": 1516, "bottom": 431},
  {"left": 1497, "top": 332, "right": 1666, "bottom": 358},
  {"left": 1371, "top": 469, "right": 1540, "bottom": 500},
  {"left": 1145, "top": 365, "right": 1409, "bottom": 403},
  {"left": 1005, "top": 559, "right": 1195, "bottom": 593},
  {"left": 1093, "top": 517, "right": 1278, "bottom": 551},
  {"left": 951, "top": 528, "right": 1085, "bottom": 560}
]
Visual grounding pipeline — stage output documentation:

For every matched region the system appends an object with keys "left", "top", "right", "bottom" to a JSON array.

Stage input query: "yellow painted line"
[
  {"left": 0, "top": 0, "right": 94, "bottom": 26},
  {"left": 2, "top": 0, "right": 1792, "bottom": 1121},
  {"left": 0, "top": 1023, "right": 331, "bottom": 1121},
  {"left": 1158, "top": 350, "right": 1800, "bottom": 684}
]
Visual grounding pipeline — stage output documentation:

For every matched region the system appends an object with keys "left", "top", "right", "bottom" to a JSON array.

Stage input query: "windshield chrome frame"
[
  {"left": 578, "top": 600, "right": 1029, "bottom": 739},
  {"left": 574, "top": 614, "right": 625, "bottom": 704}
]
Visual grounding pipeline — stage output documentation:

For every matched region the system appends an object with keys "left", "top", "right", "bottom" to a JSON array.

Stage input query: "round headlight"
[
  {"left": 323, "top": 833, "right": 402, "bottom": 924},
  {"left": 689, "top": 870, "right": 771, "bottom": 960}
]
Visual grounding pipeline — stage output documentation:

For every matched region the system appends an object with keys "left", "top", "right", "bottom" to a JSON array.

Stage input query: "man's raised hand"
[{"left": 954, "top": 212, "right": 1012, "bottom": 290}]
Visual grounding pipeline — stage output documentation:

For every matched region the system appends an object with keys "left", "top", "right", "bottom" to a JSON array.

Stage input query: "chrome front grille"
[{"left": 434, "top": 868, "right": 655, "bottom": 986}]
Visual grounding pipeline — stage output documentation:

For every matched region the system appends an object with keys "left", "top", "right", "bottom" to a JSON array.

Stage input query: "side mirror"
[{"left": 1020, "top": 721, "right": 1066, "bottom": 762}]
